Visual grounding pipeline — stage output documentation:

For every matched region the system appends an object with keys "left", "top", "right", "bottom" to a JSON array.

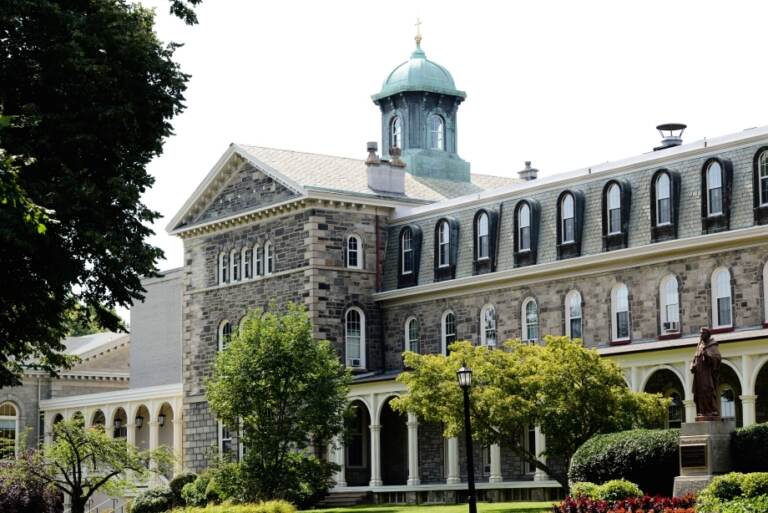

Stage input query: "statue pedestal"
[{"left": 673, "top": 419, "right": 735, "bottom": 497}]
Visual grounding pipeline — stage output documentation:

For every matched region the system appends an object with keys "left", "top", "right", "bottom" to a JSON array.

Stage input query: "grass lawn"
[{"left": 301, "top": 502, "right": 554, "bottom": 513}]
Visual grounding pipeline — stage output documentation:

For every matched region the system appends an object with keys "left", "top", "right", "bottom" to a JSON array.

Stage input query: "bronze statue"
[{"left": 690, "top": 327, "right": 721, "bottom": 419}]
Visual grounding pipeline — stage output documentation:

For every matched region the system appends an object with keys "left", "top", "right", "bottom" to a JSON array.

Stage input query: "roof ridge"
[{"left": 237, "top": 144, "right": 364, "bottom": 163}]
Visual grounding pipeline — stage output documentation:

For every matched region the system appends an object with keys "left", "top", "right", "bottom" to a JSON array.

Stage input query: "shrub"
[
  {"left": 705, "top": 472, "right": 746, "bottom": 501},
  {"left": 697, "top": 495, "right": 768, "bottom": 513},
  {"left": 182, "top": 473, "right": 219, "bottom": 507},
  {"left": 697, "top": 472, "right": 768, "bottom": 513},
  {"left": 174, "top": 500, "right": 297, "bottom": 513},
  {"left": 554, "top": 494, "right": 696, "bottom": 513},
  {"left": 732, "top": 422, "right": 768, "bottom": 472},
  {"left": 131, "top": 485, "right": 174, "bottom": 513},
  {"left": 0, "top": 459, "right": 62, "bottom": 513},
  {"left": 568, "top": 428, "right": 678, "bottom": 496},
  {"left": 569, "top": 481, "right": 599, "bottom": 499},
  {"left": 594, "top": 479, "right": 642, "bottom": 501},
  {"left": 169, "top": 472, "right": 197, "bottom": 505},
  {"left": 741, "top": 472, "right": 768, "bottom": 497}
]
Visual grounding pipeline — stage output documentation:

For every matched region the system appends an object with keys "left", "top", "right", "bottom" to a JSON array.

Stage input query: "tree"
[
  {"left": 206, "top": 304, "right": 351, "bottom": 506},
  {"left": 0, "top": 0, "right": 198, "bottom": 387},
  {"left": 63, "top": 303, "right": 124, "bottom": 337},
  {"left": 21, "top": 420, "right": 171, "bottom": 513},
  {"left": 393, "top": 336, "right": 668, "bottom": 489}
]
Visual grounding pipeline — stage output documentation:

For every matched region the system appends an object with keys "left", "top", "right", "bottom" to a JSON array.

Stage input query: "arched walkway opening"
[
  {"left": 91, "top": 410, "right": 105, "bottom": 429},
  {"left": 645, "top": 369, "right": 686, "bottom": 428},
  {"left": 52, "top": 413, "right": 64, "bottom": 441},
  {"left": 380, "top": 397, "right": 407, "bottom": 486},
  {"left": 134, "top": 405, "right": 150, "bottom": 451},
  {"left": 158, "top": 403, "right": 174, "bottom": 449},
  {"left": 344, "top": 401, "right": 370, "bottom": 486},
  {"left": 72, "top": 411, "right": 85, "bottom": 426},
  {"left": 0, "top": 402, "right": 19, "bottom": 459},
  {"left": 112, "top": 408, "right": 127, "bottom": 439},
  {"left": 719, "top": 364, "right": 743, "bottom": 426},
  {"left": 756, "top": 362, "right": 768, "bottom": 424}
]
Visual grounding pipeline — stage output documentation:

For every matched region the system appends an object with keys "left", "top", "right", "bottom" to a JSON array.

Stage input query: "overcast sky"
[{"left": 137, "top": 0, "right": 768, "bottom": 280}]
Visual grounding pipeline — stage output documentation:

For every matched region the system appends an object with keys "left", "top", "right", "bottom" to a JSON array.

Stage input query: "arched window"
[
  {"left": 218, "top": 320, "right": 232, "bottom": 351},
  {"left": 476, "top": 212, "right": 490, "bottom": 260},
  {"left": 218, "top": 252, "right": 229, "bottom": 284},
  {"left": 345, "top": 307, "right": 365, "bottom": 368},
  {"left": 405, "top": 317, "right": 420, "bottom": 353},
  {"left": 254, "top": 244, "right": 262, "bottom": 276},
  {"left": 711, "top": 267, "right": 732, "bottom": 328},
  {"left": 522, "top": 298, "right": 539, "bottom": 342},
  {"left": 0, "top": 403, "right": 18, "bottom": 460},
  {"left": 390, "top": 116, "right": 402, "bottom": 149},
  {"left": 441, "top": 310, "right": 456, "bottom": 355},
  {"left": 659, "top": 275, "right": 680, "bottom": 335},
  {"left": 759, "top": 151, "right": 768, "bottom": 206},
  {"left": 480, "top": 304, "right": 497, "bottom": 347},
  {"left": 518, "top": 203, "right": 531, "bottom": 251},
  {"left": 565, "top": 290, "right": 582, "bottom": 339},
  {"left": 720, "top": 384, "right": 736, "bottom": 419},
  {"left": 347, "top": 234, "right": 362, "bottom": 269},
  {"left": 611, "top": 283, "right": 630, "bottom": 342},
  {"left": 561, "top": 193, "right": 575, "bottom": 244},
  {"left": 607, "top": 184, "right": 621, "bottom": 234},
  {"left": 242, "top": 247, "right": 252, "bottom": 280},
  {"left": 655, "top": 173, "right": 671, "bottom": 225},
  {"left": 401, "top": 228, "right": 414, "bottom": 275},
  {"left": 429, "top": 114, "right": 445, "bottom": 150},
  {"left": 230, "top": 249, "right": 240, "bottom": 282},
  {"left": 706, "top": 161, "right": 724, "bottom": 216},
  {"left": 264, "top": 242, "right": 274, "bottom": 275},
  {"left": 437, "top": 220, "right": 450, "bottom": 268}
]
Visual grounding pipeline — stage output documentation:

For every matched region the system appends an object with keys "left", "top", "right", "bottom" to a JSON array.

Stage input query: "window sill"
[
  {"left": 709, "top": 326, "right": 734, "bottom": 334},
  {"left": 609, "top": 338, "right": 631, "bottom": 346},
  {"left": 658, "top": 332, "right": 681, "bottom": 341}
]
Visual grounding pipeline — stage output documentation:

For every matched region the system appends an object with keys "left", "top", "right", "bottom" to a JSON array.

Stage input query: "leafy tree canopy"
[
  {"left": 393, "top": 336, "right": 668, "bottom": 489},
  {"left": 0, "top": 0, "right": 197, "bottom": 387}
]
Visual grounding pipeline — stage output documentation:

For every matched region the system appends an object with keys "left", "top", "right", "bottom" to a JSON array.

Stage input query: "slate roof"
[{"left": 63, "top": 332, "right": 127, "bottom": 357}]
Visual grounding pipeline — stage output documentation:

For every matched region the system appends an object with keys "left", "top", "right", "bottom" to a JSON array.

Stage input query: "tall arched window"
[
  {"left": 441, "top": 310, "right": 456, "bottom": 355},
  {"left": 218, "top": 320, "right": 232, "bottom": 351},
  {"left": 401, "top": 228, "right": 414, "bottom": 274},
  {"left": 346, "top": 234, "right": 362, "bottom": 269},
  {"left": 522, "top": 298, "right": 539, "bottom": 342},
  {"left": 659, "top": 275, "right": 680, "bottom": 335},
  {"left": 437, "top": 220, "right": 450, "bottom": 268},
  {"left": 561, "top": 193, "right": 575, "bottom": 244},
  {"left": 480, "top": 304, "right": 496, "bottom": 347},
  {"left": 345, "top": 307, "right": 365, "bottom": 368},
  {"left": 564, "top": 290, "right": 582, "bottom": 339},
  {"left": 242, "top": 247, "right": 252, "bottom": 280},
  {"left": 230, "top": 249, "right": 240, "bottom": 282},
  {"left": 405, "top": 317, "right": 420, "bottom": 353},
  {"left": 706, "top": 161, "right": 724, "bottom": 216},
  {"left": 711, "top": 267, "right": 732, "bottom": 328},
  {"left": 607, "top": 184, "right": 622, "bottom": 234},
  {"left": 759, "top": 151, "right": 768, "bottom": 206},
  {"left": 518, "top": 203, "right": 531, "bottom": 251},
  {"left": 655, "top": 173, "right": 671, "bottom": 225},
  {"left": 264, "top": 242, "right": 274, "bottom": 275},
  {"left": 611, "top": 283, "right": 630, "bottom": 342},
  {"left": 390, "top": 116, "right": 402, "bottom": 149},
  {"left": 218, "top": 252, "right": 229, "bottom": 284},
  {"left": 429, "top": 114, "right": 445, "bottom": 150},
  {"left": 476, "top": 212, "right": 490, "bottom": 260},
  {"left": 0, "top": 403, "right": 18, "bottom": 459}
]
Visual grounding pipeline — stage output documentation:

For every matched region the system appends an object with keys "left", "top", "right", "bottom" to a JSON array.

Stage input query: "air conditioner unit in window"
[
  {"left": 348, "top": 358, "right": 361, "bottom": 368},
  {"left": 663, "top": 321, "right": 679, "bottom": 333}
]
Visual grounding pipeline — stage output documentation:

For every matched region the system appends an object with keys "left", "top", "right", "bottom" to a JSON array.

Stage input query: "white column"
[
  {"left": 533, "top": 426, "right": 549, "bottom": 481},
  {"left": 684, "top": 364, "right": 695, "bottom": 420},
  {"left": 332, "top": 435, "right": 346, "bottom": 488},
  {"left": 741, "top": 395, "right": 757, "bottom": 426},
  {"left": 489, "top": 444, "right": 503, "bottom": 483},
  {"left": 446, "top": 437, "right": 460, "bottom": 484},
  {"left": 406, "top": 413, "right": 420, "bottom": 486},
  {"left": 126, "top": 422, "right": 136, "bottom": 448},
  {"left": 369, "top": 424, "right": 383, "bottom": 486},
  {"left": 630, "top": 367, "right": 640, "bottom": 392},
  {"left": 173, "top": 418, "right": 184, "bottom": 475},
  {"left": 43, "top": 412, "right": 54, "bottom": 445},
  {"left": 684, "top": 399, "right": 697, "bottom": 423}
]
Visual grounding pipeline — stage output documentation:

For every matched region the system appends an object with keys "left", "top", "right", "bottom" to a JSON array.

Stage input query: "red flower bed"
[{"left": 553, "top": 494, "right": 697, "bottom": 513}]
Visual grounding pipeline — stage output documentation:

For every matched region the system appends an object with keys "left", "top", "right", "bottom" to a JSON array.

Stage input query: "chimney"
[
  {"left": 518, "top": 161, "right": 538, "bottom": 181},
  {"left": 366, "top": 142, "right": 405, "bottom": 194},
  {"left": 654, "top": 123, "right": 686, "bottom": 151}
]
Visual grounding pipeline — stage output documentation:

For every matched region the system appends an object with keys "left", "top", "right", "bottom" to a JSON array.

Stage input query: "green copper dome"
[{"left": 372, "top": 41, "right": 466, "bottom": 101}]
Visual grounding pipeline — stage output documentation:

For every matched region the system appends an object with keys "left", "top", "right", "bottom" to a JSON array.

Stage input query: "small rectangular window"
[
  {"left": 609, "top": 208, "right": 621, "bottom": 234},
  {"left": 658, "top": 198, "right": 671, "bottom": 225},
  {"left": 616, "top": 311, "right": 629, "bottom": 340},
  {"left": 562, "top": 218, "right": 575, "bottom": 243},
  {"left": 717, "top": 297, "right": 731, "bottom": 326},
  {"left": 519, "top": 226, "right": 531, "bottom": 251},
  {"left": 709, "top": 187, "right": 723, "bottom": 216},
  {"left": 478, "top": 234, "right": 489, "bottom": 259}
]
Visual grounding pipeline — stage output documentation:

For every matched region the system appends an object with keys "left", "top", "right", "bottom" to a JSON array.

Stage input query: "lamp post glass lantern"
[{"left": 457, "top": 365, "right": 478, "bottom": 513}]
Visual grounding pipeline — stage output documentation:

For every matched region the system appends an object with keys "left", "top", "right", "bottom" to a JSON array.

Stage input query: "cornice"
[{"left": 40, "top": 383, "right": 183, "bottom": 410}]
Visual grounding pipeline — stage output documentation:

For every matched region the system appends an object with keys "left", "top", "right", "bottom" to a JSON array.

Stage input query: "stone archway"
[
  {"left": 134, "top": 405, "right": 150, "bottom": 451},
  {"left": 344, "top": 400, "right": 371, "bottom": 486},
  {"left": 379, "top": 397, "right": 407, "bottom": 486},
  {"left": 645, "top": 368, "right": 686, "bottom": 428},
  {"left": 91, "top": 409, "right": 106, "bottom": 429},
  {"left": 111, "top": 408, "right": 127, "bottom": 439},
  {"left": 719, "top": 364, "right": 743, "bottom": 426}
]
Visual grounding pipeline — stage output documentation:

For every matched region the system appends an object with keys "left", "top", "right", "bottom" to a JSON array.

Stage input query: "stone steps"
[{"left": 317, "top": 490, "right": 372, "bottom": 507}]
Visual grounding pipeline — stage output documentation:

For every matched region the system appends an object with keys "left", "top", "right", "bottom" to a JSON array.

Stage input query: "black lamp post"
[{"left": 457, "top": 366, "right": 478, "bottom": 513}]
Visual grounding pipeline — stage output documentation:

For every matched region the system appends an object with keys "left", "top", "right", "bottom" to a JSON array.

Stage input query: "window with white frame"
[
  {"left": 429, "top": 114, "right": 445, "bottom": 150},
  {"left": 607, "top": 184, "right": 622, "bottom": 234},
  {"left": 561, "top": 193, "right": 575, "bottom": 243},
  {"left": 264, "top": 242, "right": 274, "bottom": 275},
  {"left": 711, "top": 267, "right": 732, "bottom": 328},
  {"left": 565, "top": 290, "right": 582, "bottom": 339},
  {"left": 218, "top": 252, "right": 228, "bottom": 284},
  {"left": 611, "top": 283, "right": 630, "bottom": 342},
  {"left": 656, "top": 173, "right": 672, "bottom": 225},
  {"left": 438, "top": 220, "right": 450, "bottom": 268},
  {"left": 659, "top": 274, "right": 680, "bottom": 334},
  {"left": 401, "top": 228, "right": 414, "bottom": 274},
  {"left": 405, "top": 317, "right": 420, "bottom": 353},
  {"left": 518, "top": 203, "right": 531, "bottom": 251},
  {"left": 522, "top": 298, "right": 539, "bottom": 342},
  {"left": 476, "top": 212, "right": 490, "bottom": 260},
  {"left": 230, "top": 249, "right": 240, "bottom": 282},
  {"left": 346, "top": 234, "right": 362, "bottom": 269},
  {"left": 441, "top": 310, "right": 456, "bottom": 355},
  {"left": 706, "top": 161, "right": 724, "bottom": 216},
  {"left": 218, "top": 320, "right": 232, "bottom": 351},
  {"left": 345, "top": 307, "right": 365, "bottom": 368},
  {"left": 760, "top": 151, "right": 768, "bottom": 206},
  {"left": 242, "top": 247, "right": 252, "bottom": 280},
  {"left": 0, "top": 403, "right": 18, "bottom": 460},
  {"left": 390, "top": 116, "right": 402, "bottom": 149},
  {"left": 254, "top": 244, "right": 262, "bottom": 276},
  {"left": 480, "top": 304, "right": 497, "bottom": 346}
]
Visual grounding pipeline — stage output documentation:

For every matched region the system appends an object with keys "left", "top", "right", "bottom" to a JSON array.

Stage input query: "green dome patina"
[{"left": 372, "top": 41, "right": 466, "bottom": 101}]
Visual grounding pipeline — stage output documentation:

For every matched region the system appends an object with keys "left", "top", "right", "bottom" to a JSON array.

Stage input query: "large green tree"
[
  {"left": 207, "top": 304, "right": 351, "bottom": 506},
  {"left": 393, "top": 336, "right": 668, "bottom": 489},
  {"left": 0, "top": 0, "right": 198, "bottom": 387}
]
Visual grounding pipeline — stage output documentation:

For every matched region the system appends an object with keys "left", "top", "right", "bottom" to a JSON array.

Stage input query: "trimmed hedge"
[
  {"left": 732, "top": 422, "right": 768, "bottom": 472},
  {"left": 567, "top": 479, "right": 641, "bottom": 501},
  {"left": 568, "top": 428, "right": 679, "bottom": 496},
  {"left": 696, "top": 472, "right": 768, "bottom": 513},
  {"left": 174, "top": 501, "right": 296, "bottom": 513}
]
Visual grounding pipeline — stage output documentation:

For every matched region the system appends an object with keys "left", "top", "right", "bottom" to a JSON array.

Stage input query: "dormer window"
[
  {"left": 651, "top": 169, "right": 680, "bottom": 243},
  {"left": 401, "top": 228, "right": 414, "bottom": 274},
  {"left": 602, "top": 180, "right": 631, "bottom": 251},
  {"left": 561, "top": 194, "right": 575, "bottom": 243},
  {"left": 656, "top": 173, "right": 671, "bottom": 225},
  {"left": 701, "top": 158, "right": 732, "bottom": 233},
  {"left": 518, "top": 203, "right": 531, "bottom": 251},
  {"left": 607, "top": 184, "right": 621, "bottom": 234},
  {"left": 513, "top": 200, "right": 539, "bottom": 267},
  {"left": 429, "top": 114, "right": 445, "bottom": 150},
  {"left": 473, "top": 209, "right": 499, "bottom": 275},
  {"left": 390, "top": 116, "right": 402, "bottom": 149},
  {"left": 752, "top": 148, "right": 768, "bottom": 224},
  {"left": 477, "top": 212, "right": 489, "bottom": 260},
  {"left": 434, "top": 218, "right": 459, "bottom": 282},
  {"left": 398, "top": 225, "right": 422, "bottom": 288},
  {"left": 556, "top": 190, "right": 585, "bottom": 259},
  {"left": 437, "top": 221, "right": 450, "bottom": 268},
  {"left": 707, "top": 162, "right": 723, "bottom": 216}
]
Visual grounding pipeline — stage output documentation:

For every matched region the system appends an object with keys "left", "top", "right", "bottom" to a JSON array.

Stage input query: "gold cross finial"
[{"left": 415, "top": 17, "right": 422, "bottom": 45}]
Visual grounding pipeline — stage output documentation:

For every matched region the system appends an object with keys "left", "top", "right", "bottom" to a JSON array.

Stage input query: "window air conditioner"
[
  {"left": 663, "top": 321, "right": 679, "bottom": 333},
  {"left": 348, "top": 358, "right": 361, "bottom": 368}
]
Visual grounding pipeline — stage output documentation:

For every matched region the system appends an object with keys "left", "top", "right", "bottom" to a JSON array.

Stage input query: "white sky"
[{"left": 136, "top": 0, "right": 768, "bottom": 281}]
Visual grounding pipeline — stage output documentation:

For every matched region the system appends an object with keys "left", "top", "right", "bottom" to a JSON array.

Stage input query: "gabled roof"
[{"left": 63, "top": 332, "right": 129, "bottom": 360}]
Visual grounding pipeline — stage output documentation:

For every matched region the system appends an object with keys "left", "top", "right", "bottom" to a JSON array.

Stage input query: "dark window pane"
[
  {"left": 520, "top": 227, "right": 530, "bottom": 251},
  {"left": 616, "top": 311, "right": 629, "bottom": 339},
  {"left": 609, "top": 208, "right": 621, "bottom": 233},
  {"left": 563, "top": 218, "right": 574, "bottom": 243},
  {"left": 571, "top": 318, "right": 582, "bottom": 339},
  {"left": 658, "top": 198, "right": 671, "bottom": 224},
  {"left": 717, "top": 297, "right": 731, "bottom": 326},
  {"left": 709, "top": 187, "right": 723, "bottom": 215}
]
